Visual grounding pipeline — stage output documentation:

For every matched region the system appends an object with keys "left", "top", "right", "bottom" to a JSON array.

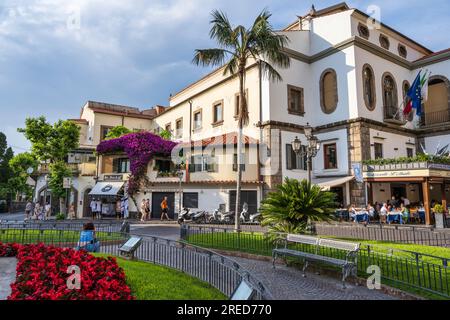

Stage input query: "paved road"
[
  {"left": 0, "top": 258, "right": 17, "bottom": 300},
  {"left": 130, "top": 224, "right": 181, "bottom": 241},
  {"left": 230, "top": 256, "right": 397, "bottom": 300},
  {"left": 0, "top": 212, "right": 26, "bottom": 221}
]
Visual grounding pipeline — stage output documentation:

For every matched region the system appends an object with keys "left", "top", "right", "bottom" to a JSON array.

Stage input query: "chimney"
[{"left": 155, "top": 105, "right": 166, "bottom": 114}]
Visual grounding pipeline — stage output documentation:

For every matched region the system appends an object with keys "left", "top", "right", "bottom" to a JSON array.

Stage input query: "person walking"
[
  {"left": 25, "top": 200, "right": 33, "bottom": 221},
  {"left": 160, "top": 196, "right": 170, "bottom": 221},
  {"left": 90, "top": 199, "right": 97, "bottom": 220},
  {"left": 68, "top": 203, "right": 76, "bottom": 220},
  {"left": 44, "top": 202, "right": 51, "bottom": 220},
  {"left": 33, "top": 202, "right": 41, "bottom": 220},
  {"left": 140, "top": 199, "right": 147, "bottom": 222},
  {"left": 116, "top": 199, "right": 122, "bottom": 220},
  {"left": 145, "top": 199, "right": 151, "bottom": 220}
]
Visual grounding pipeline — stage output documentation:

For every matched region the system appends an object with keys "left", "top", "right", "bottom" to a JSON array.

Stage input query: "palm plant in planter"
[
  {"left": 260, "top": 178, "right": 337, "bottom": 234},
  {"left": 433, "top": 203, "right": 446, "bottom": 229}
]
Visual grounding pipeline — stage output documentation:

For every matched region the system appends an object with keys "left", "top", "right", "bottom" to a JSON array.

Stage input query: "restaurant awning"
[
  {"left": 313, "top": 176, "right": 354, "bottom": 191},
  {"left": 89, "top": 181, "right": 124, "bottom": 196}
]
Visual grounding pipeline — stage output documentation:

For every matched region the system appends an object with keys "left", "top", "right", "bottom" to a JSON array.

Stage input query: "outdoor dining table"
[
  {"left": 353, "top": 212, "right": 369, "bottom": 223},
  {"left": 387, "top": 213, "right": 403, "bottom": 224}
]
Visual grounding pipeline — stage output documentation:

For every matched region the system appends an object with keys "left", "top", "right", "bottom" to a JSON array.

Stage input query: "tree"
[
  {"left": 260, "top": 178, "right": 336, "bottom": 234},
  {"left": 105, "top": 126, "right": 131, "bottom": 140},
  {"left": 193, "top": 9, "right": 290, "bottom": 230},
  {"left": 48, "top": 161, "right": 72, "bottom": 214},
  {"left": 8, "top": 152, "right": 39, "bottom": 200},
  {"left": 158, "top": 129, "right": 172, "bottom": 140},
  {"left": 0, "top": 132, "right": 14, "bottom": 201},
  {"left": 18, "top": 117, "right": 80, "bottom": 212}
]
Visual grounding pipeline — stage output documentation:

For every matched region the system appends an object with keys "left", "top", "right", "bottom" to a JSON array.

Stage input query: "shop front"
[
  {"left": 364, "top": 162, "right": 450, "bottom": 225},
  {"left": 88, "top": 181, "right": 125, "bottom": 218}
]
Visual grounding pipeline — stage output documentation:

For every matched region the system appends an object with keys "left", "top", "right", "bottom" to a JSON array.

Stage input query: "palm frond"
[
  {"left": 192, "top": 49, "right": 227, "bottom": 67},
  {"left": 260, "top": 178, "right": 336, "bottom": 234},
  {"left": 209, "top": 10, "right": 237, "bottom": 48}
]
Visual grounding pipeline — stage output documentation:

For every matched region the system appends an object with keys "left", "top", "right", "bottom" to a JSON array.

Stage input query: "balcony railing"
[
  {"left": 421, "top": 108, "right": 450, "bottom": 126},
  {"left": 38, "top": 163, "right": 80, "bottom": 174}
]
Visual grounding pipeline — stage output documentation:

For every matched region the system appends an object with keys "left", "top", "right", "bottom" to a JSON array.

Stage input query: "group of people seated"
[{"left": 345, "top": 196, "right": 432, "bottom": 225}]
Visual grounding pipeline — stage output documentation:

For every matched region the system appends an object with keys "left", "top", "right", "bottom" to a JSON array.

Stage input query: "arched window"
[
  {"left": 382, "top": 73, "right": 398, "bottom": 120},
  {"left": 402, "top": 80, "right": 413, "bottom": 121},
  {"left": 379, "top": 34, "right": 390, "bottom": 50},
  {"left": 423, "top": 76, "right": 450, "bottom": 125},
  {"left": 362, "top": 64, "right": 376, "bottom": 111},
  {"left": 320, "top": 69, "right": 338, "bottom": 114}
]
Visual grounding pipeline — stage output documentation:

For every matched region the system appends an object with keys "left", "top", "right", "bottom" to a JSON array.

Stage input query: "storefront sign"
[
  {"left": 104, "top": 175, "right": 124, "bottom": 181},
  {"left": 364, "top": 169, "right": 430, "bottom": 179}
]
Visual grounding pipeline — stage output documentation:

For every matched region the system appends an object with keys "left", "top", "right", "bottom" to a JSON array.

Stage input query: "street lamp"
[
  {"left": 292, "top": 123, "right": 321, "bottom": 183},
  {"left": 177, "top": 169, "right": 184, "bottom": 218}
]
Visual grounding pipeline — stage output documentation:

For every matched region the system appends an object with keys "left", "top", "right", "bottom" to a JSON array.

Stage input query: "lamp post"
[
  {"left": 177, "top": 169, "right": 184, "bottom": 219},
  {"left": 292, "top": 123, "right": 320, "bottom": 184}
]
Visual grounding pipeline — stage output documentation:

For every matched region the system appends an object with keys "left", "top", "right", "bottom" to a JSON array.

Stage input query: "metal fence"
[
  {"left": 0, "top": 221, "right": 124, "bottom": 233},
  {"left": 314, "top": 223, "right": 450, "bottom": 247},
  {"left": 0, "top": 225, "right": 272, "bottom": 300},
  {"left": 181, "top": 224, "right": 450, "bottom": 299}
]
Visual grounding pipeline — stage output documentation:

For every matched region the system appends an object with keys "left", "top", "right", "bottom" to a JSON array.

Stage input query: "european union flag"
[{"left": 407, "top": 71, "right": 422, "bottom": 116}]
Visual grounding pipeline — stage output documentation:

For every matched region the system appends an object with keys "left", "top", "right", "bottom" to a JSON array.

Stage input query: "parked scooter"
[
  {"left": 177, "top": 208, "right": 207, "bottom": 224},
  {"left": 207, "top": 209, "right": 235, "bottom": 224},
  {"left": 239, "top": 203, "right": 262, "bottom": 223}
]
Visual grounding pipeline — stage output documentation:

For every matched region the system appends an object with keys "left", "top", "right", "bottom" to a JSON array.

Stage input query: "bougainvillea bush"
[
  {"left": 0, "top": 243, "right": 134, "bottom": 300},
  {"left": 96, "top": 131, "right": 177, "bottom": 194}
]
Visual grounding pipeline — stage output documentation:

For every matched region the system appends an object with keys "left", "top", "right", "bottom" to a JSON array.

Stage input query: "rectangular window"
[
  {"left": 213, "top": 102, "right": 223, "bottom": 124},
  {"left": 175, "top": 118, "right": 183, "bottom": 138},
  {"left": 155, "top": 159, "right": 171, "bottom": 173},
  {"left": 193, "top": 110, "right": 202, "bottom": 129},
  {"left": 188, "top": 154, "right": 217, "bottom": 173},
  {"left": 324, "top": 143, "right": 338, "bottom": 169},
  {"left": 113, "top": 158, "right": 130, "bottom": 173},
  {"left": 100, "top": 126, "right": 113, "bottom": 141},
  {"left": 286, "top": 144, "right": 307, "bottom": 170},
  {"left": 182, "top": 192, "right": 199, "bottom": 208},
  {"left": 287, "top": 85, "right": 304, "bottom": 115},
  {"left": 233, "top": 153, "right": 246, "bottom": 172},
  {"left": 407, "top": 147, "right": 414, "bottom": 158},
  {"left": 374, "top": 143, "right": 383, "bottom": 160}
]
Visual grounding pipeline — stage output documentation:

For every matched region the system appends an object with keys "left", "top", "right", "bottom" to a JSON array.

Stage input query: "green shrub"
[{"left": 55, "top": 213, "right": 65, "bottom": 220}]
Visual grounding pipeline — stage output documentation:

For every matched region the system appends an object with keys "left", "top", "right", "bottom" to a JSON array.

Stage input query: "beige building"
[{"left": 35, "top": 3, "right": 450, "bottom": 224}]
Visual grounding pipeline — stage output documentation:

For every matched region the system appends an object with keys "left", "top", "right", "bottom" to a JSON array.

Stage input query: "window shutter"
[{"left": 286, "top": 144, "right": 293, "bottom": 170}]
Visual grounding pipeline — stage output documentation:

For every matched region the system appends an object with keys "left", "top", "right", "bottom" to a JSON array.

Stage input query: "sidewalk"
[{"left": 229, "top": 256, "right": 398, "bottom": 300}]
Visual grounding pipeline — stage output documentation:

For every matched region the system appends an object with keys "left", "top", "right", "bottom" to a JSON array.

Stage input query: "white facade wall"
[
  {"left": 313, "top": 129, "right": 349, "bottom": 177},
  {"left": 350, "top": 15, "right": 427, "bottom": 62},
  {"left": 369, "top": 129, "right": 416, "bottom": 159}
]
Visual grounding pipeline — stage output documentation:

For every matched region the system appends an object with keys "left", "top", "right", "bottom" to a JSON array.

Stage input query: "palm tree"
[
  {"left": 260, "top": 178, "right": 336, "bottom": 234},
  {"left": 193, "top": 9, "right": 290, "bottom": 231}
]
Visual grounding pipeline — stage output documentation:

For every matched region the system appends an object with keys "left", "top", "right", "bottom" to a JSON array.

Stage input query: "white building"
[{"left": 36, "top": 3, "right": 450, "bottom": 224}]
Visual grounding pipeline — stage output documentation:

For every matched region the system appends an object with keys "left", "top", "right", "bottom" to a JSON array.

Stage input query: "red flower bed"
[{"left": 0, "top": 243, "right": 134, "bottom": 300}]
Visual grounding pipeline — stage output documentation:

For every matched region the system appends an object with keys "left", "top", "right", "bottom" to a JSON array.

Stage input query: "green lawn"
[
  {"left": 94, "top": 254, "right": 227, "bottom": 300},
  {"left": 185, "top": 231, "right": 450, "bottom": 300},
  {"left": 0, "top": 229, "right": 125, "bottom": 244}
]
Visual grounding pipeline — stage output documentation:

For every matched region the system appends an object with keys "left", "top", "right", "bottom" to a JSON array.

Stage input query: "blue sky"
[{"left": 1, "top": 0, "right": 449, "bottom": 154}]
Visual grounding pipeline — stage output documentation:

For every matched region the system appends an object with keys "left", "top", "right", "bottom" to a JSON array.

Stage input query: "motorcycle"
[
  {"left": 207, "top": 209, "right": 235, "bottom": 224},
  {"left": 239, "top": 203, "right": 262, "bottom": 223},
  {"left": 177, "top": 208, "right": 207, "bottom": 224}
]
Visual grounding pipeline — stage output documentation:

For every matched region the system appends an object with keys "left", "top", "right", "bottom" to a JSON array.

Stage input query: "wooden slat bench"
[{"left": 272, "top": 234, "right": 360, "bottom": 288}]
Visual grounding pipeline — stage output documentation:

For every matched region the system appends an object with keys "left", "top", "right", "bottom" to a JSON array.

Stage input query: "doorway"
[
  {"left": 330, "top": 187, "right": 344, "bottom": 207},
  {"left": 151, "top": 192, "right": 175, "bottom": 219},
  {"left": 229, "top": 190, "right": 258, "bottom": 214},
  {"left": 83, "top": 189, "right": 92, "bottom": 218}
]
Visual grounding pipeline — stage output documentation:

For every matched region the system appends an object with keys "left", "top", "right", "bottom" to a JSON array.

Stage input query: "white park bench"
[{"left": 272, "top": 234, "right": 360, "bottom": 288}]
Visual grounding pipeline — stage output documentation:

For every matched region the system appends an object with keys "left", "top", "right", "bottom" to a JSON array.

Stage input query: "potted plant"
[{"left": 433, "top": 204, "right": 445, "bottom": 229}]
